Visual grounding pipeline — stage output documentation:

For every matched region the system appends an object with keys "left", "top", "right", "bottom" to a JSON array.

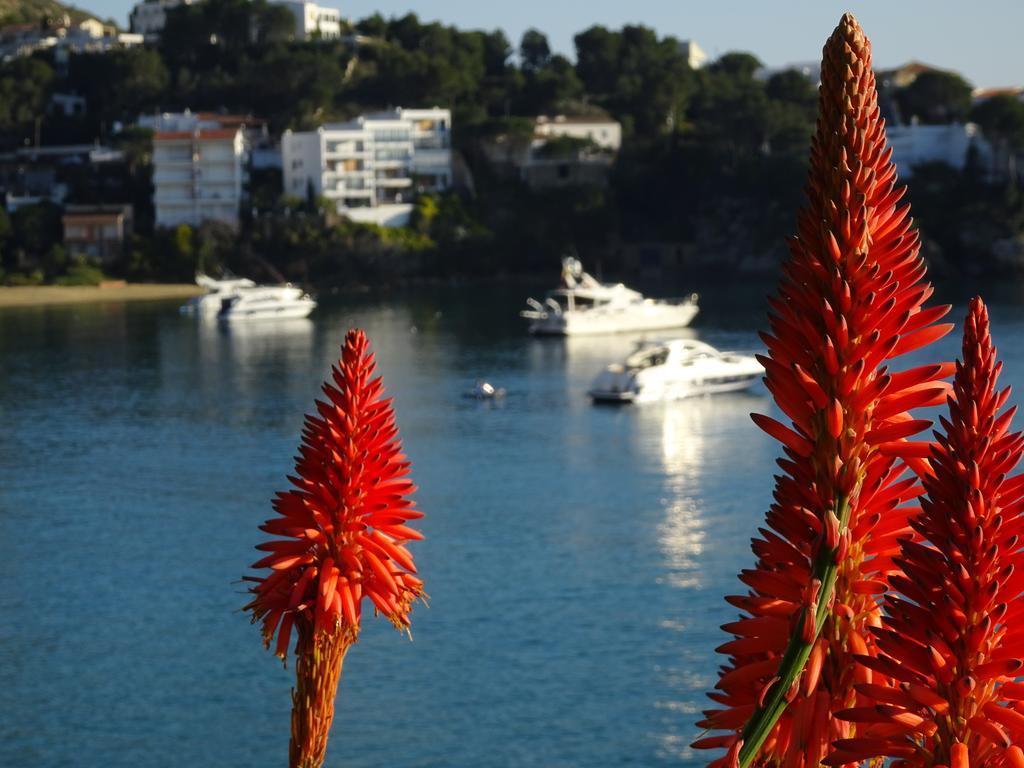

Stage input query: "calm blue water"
[{"left": 2, "top": 281, "right": 1024, "bottom": 767}]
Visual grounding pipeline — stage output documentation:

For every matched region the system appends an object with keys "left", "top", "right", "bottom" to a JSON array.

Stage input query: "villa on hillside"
[
  {"left": 0, "top": 17, "right": 142, "bottom": 61},
  {"left": 482, "top": 114, "right": 622, "bottom": 189},
  {"left": 275, "top": 1, "right": 343, "bottom": 40},
  {"left": 281, "top": 107, "right": 452, "bottom": 227},
  {"left": 130, "top": 0, "right": 343, "bottom": 40},
  {"left": 129, "top": 0, "right": 197, "bottom": 39}
]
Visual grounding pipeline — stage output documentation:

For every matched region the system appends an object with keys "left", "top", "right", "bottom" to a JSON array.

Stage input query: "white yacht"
[
  {"left": 588, "top": 339, "right": 762, "bottom": 404},
  {"left": 217, "top": 285, "right": 317, "bottom": 322},
  {"left": 521, "top": 258, "right": 699, "bottom": 336},
  {"left": 181, "top": 273, "right": 257, "bottom": 316}
]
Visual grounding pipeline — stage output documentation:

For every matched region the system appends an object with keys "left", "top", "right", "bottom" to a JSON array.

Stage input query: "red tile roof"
[{"left": 154, "top": 128, "right": 240, "bottom": 141}]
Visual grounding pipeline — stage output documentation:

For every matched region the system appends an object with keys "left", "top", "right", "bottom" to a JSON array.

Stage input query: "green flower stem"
[{"left": 737, "top": 495, "right": 851, "bottom": 768}]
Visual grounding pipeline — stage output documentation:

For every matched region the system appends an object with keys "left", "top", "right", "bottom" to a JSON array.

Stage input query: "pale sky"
[{"left": 85, "top": 0, "right": 1023, "bottom": 89}]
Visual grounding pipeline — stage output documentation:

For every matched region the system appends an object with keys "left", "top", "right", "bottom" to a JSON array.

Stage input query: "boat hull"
[
  {"left": 219, "top": 301, "right": 317, "bottom": 321},
  {"left": 589, "top": 373, "right": 761, "bottom": 403},
  {"left": 529, "top": 302, "right": 699, "bottom": 336}
]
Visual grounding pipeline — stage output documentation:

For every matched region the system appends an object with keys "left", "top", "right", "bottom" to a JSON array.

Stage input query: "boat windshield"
[
  {"left": 626, "top": 345, "right": 669, "bottom": 369},
  {"left": 544, "top": 292, "right": 606, "bottom": 311}
]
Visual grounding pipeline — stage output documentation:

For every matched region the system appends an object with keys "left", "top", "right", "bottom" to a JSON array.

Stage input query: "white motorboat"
[
  {"left": 521, "top": 258, "right": 699, "bottom": 336},
  {"left": 217, "top": 285, "right": 317, "bottom": 322},
  {"left": 181, "top": 273, "right": 257, "bottom": 316},
  {"left": 588, "top": 339, "right": 762, "bottom": 404}
]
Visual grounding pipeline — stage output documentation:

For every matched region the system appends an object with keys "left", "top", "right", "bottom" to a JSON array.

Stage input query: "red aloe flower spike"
[
  {"left": 244, "top": 329, "right": 424, "bottom": 768},
  {"left": 831, "top": 298, "right": 1024, "bottom": 768},
  {"left": 692, "top": 13, "right": 954, "bottom": 768}
]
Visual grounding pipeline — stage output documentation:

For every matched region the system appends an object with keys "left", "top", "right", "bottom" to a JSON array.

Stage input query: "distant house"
[
  {"left": 886, "top": 122, "right": 993, "bottom": 178},
  {"left": 678, "top": 40, "right": 707, "bottom": 70},
  {"left": 62, "top": 204, "right": 133, "bottom": 264},
  {"left": 129, "top": 0, "right": 196, "bottom": 39},
  {"left": 876, "top": 61, "right": 946, "bottom": 90},
  {"left": 274, "top": 0, "right": 343, "bottom": 40},
  {"left": 0, "top": 17, "right": 141, "bottom": 60},
  {"left": 534, "top": 115, "right": 622, "bottom": 152},
  {"left": 483, "top": 114, "right": 622, "bottom": 190},
  {"left": 972, "top": 86, "right": 1024, "bottom": 105},
  {"left": 0, "top": 144, "right": 126, "bottom": 208},
  {"left": 282, "top": 107, "right": 452, "bottom": 227}
]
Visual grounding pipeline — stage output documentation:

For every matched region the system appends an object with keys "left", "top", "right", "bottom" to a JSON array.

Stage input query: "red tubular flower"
[
  {"left": 692, "top": 14, "right": 953, "bottom": 768},
  {"left": 830, "top": 298, "right": 1024, "bottom": 768},
  {"left": 244, "top": 329, "right": 424, "bottom": 768}
]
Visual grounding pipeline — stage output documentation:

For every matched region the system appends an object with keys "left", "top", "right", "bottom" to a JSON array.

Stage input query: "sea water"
[{"left": 1, "top": 281, "right": 1021, "bottom": 767}]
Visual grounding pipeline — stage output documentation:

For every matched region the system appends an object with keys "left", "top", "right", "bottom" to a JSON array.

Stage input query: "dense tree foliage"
[
  {"left": 894, "top": 70, "right": 973, "bottom": 124},
  {"left": 972, "top": 95, "right": 1024, "bottom": 151}
]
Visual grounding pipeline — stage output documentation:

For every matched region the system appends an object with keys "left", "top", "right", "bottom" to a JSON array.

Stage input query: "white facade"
[
  {"left": 153, "top": 128, "right": 247, "bottom": 229},
  {"left": 275, "top": 0, "right": 342, "bottom": 40},
  {"left": 130, "top": 0, "right": 195, "bottom": 37},
  {"left": 679, "top": 40, "right": 707, "bottom": 70},
  {"left": 534, "top": 115, "right": 622, "bottom": 152},
  {"left": 282, "top": 107, "right": 452, "bottom": 227},
  {"left": 886, "top": 122, "right": 992, "bottom": 178}
]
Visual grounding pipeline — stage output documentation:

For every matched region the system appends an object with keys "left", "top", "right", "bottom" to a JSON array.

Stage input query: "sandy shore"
[{"left": 0, "top": 283, "right": 204, "bottom": 308}]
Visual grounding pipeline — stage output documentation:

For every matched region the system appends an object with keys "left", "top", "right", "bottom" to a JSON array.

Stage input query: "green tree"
[
  {"left": 972, "top": 94, "right": 1024, "bottom": 184},
  {"left": 573, "top": 25, "right": 694, "bottom": 137},
  {"left": 519, "top": 55, "right": 583, "bottom": 115},
  {"left": 574, "top": 25, "right": 620, "bottom": 95},
  {"left": 896, "top": 70, "right": 973, "bottom": 124},
  {"left": 972, "top": 95, "right": 1024, "bottom": 151},
  {"left": 66, "top": 49, "right": 168, "bottom": 129},
  {"left": 519, "top": 28, "right": 551, "bottom": 72},
  {"left": 710, "top": 52, "right": 762, "bottom": 80},
  {"left": 0, "top": 57, "right": 54, "bottom": 140}
]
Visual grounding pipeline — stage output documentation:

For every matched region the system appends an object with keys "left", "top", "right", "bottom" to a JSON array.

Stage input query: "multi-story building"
[
  {"left": 153, "top": 127, "right": 247, "bottom": 229},
  {"left": 129, "top": 0, "right": 196, "bottom": 38},
  {"left": 275, "top": 1, "right": 342, "bottom": 40},
  {"left": 281, "top": 107, "right": 452, "bottom": 227}
]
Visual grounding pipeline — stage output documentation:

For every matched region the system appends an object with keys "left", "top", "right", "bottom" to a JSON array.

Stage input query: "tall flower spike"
[
  {"left": 692, "top": 14, "right": 953, "bottom": 768},
  {"left": 244, "top": 329, "right": 425, "bottom": 768},
  {"left": 830, "top": 299, "right": 1024, "bottom": 768}
]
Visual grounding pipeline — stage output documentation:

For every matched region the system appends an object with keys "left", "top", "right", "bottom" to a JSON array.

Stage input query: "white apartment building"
[
  {"left": 282, "top": 107, "right": 452, "bottom": 227},
  {"left": 275, "top": 0, "right": 342, "bottom": 40},
  {"left": 886, "top": 122, "right": 993, "bottom": 178},
  {"left": 153, "top": 127, "right": 247, "bottom": 229},
  {"left": 129, "top": 0, "right": 195, "bottom": 38}
]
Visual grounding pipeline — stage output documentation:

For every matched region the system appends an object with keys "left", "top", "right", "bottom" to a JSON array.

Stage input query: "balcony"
[
  {"left": 325, "top": 144, "right": 369, "bottom": 159},
  {"left": 376, "top": 176, "right": 412, "bottom": 188},
  {"left": 412, "top": 136, "right": 450, "bottom": 150}
]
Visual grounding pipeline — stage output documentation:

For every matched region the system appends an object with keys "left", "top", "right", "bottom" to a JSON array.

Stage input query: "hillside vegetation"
[{"left": 0, "top": 0, "right": 95, "bottom": 26}]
